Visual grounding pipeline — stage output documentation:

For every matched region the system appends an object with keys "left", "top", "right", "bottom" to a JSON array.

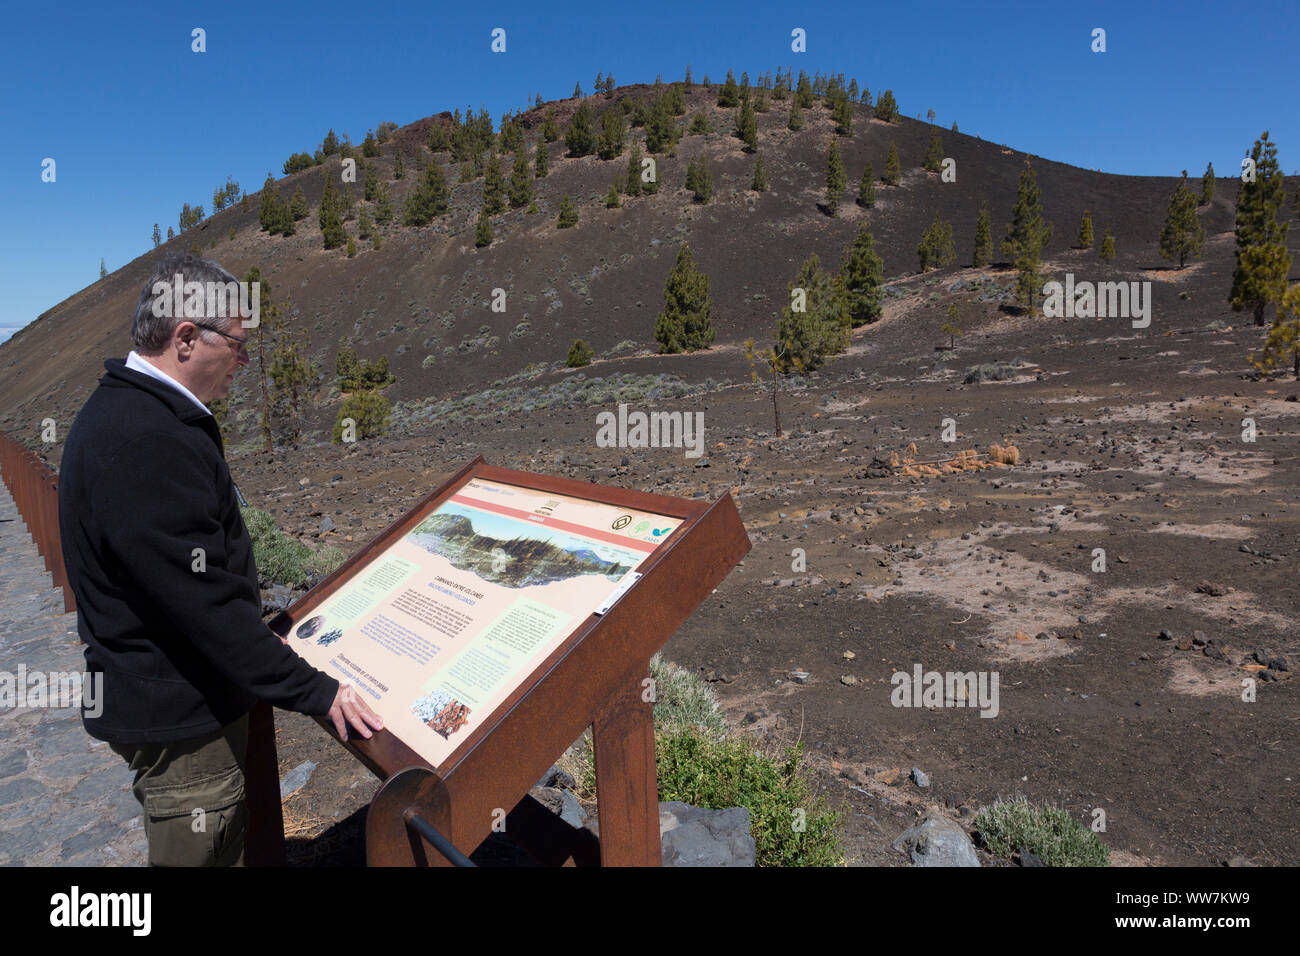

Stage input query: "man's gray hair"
[{"left": 130, "top": 253, "right": 242, "bottom": 351}]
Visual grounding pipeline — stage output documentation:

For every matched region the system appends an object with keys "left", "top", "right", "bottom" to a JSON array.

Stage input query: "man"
[{"left": 58, "top": 253, "right": 382, "bottom": 866}]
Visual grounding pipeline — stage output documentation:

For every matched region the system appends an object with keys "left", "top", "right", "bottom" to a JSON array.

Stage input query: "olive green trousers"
[{"left": 109, "top": 712, "right": 250, "bottom": 867}]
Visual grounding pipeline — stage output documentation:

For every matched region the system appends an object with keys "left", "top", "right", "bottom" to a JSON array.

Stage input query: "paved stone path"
[{"left": 0, "top": 479, "right": 146, "bottom": 865}]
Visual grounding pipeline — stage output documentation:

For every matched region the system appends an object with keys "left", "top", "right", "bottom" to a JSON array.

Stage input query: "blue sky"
[{"left": 1, "top": 0, "right": 1295, "bottom": 346}]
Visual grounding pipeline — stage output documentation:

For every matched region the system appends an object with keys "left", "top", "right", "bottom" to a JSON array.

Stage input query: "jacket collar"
[{"left": 100, "top": 358, "right": 226, "bottom": 457}]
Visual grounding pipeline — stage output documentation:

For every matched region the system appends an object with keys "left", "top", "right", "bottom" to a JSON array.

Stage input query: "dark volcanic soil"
[{"left": 256, "top": 258, "right": 1297, "bottom": 866}]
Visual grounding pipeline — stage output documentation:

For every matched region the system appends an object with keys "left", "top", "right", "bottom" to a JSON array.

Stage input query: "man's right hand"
[{"left": 327, "top": 683, "right": 385, "bottom": 742}]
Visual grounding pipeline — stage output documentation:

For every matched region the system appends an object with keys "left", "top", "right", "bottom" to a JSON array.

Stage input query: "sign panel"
[{"left": 286, "top": 477, "right": 682, "bottom": 768}]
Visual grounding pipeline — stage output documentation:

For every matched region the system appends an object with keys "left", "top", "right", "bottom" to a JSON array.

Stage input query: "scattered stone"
[
  {"left": 892, "top": 814, "right": 980, "bottom": 867},
  {"left": 875, "top": 767, "right": 901, "bottom": 786},
  {"left": 1017, "top": 846, "right": 1045, "bottom": 867},
  {"left": 535, "top": 765, "right": 577, "bottom": 791},
  {"left": 1195, "top": 580, "right": 1231, "bottom": 597},
  {"left": 1158, "top": 629, "right": 1173, "bottom": 641},
  {"left": 842, "top": 650, "right": 856, "bottom": 660},
  {"left": 789, "top": 669, "right": 810, "bottom": 684},
  {"left": 839, "top": 674, "right": 859, "bottom": 686},
  {"left": 659, "top": 802, "right": 756, "bottom": 867},
  {"left": 278, "top": 760, "right": 317, "bottom": 799},
  {"left": 911, "top": 767, "right": 930, "bottom": 788},
  {"left": 1192, "top": 631, "right": 1208, "bottom": 647},
  {"left": 532, "top": 787, "right": 586, "bottom": 828},
  {"left": 319, "top": 516, "right": 335, "bottom": 533}
]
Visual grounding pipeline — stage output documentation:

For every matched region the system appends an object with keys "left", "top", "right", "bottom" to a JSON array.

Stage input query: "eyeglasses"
[{"left": 192, "top": 322, "right": 249, "bottom": 354}]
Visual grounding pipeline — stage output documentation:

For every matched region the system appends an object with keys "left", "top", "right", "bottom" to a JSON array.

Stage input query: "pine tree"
[
  {"left": 689, "top": 112, "right": 710, "bottom": 135},
  {"left": 833, "top": 94, "right": 853, "bottom": 136},
  {"left": 1001, "top": 160, "right": 1053, "bottom": 310},
  {"left": 475, "top": 208, "right": 493, "bottom": 247},
  {"left": 151, "top": 223, "right": 161, "bottom": 247},
  {"left": 1077, "top": 209, "right": 1094, "bottom": 248},
  {"left": 1159, "top": 170, "right": 1206, "bottom": 268},
  {"left": 1099, "top": 228, "right": 1116, "bottom": 262},
  {"left": 99, "top": 258, "right": 107, "bottom": 278},
  {"left": 363, "top": 161, "right": 379, "bottom": 201},
  {"left": 941, "top": 303, "right": 963, "bottom": 350},
  {"left": 319, "top": 173, "right": 347, "bottom": 249},
  {"left": 973, "top": 203, "right": 992, "bottom": 267},
  {"left": 606, "top": 182, "right": 621, "bottom": 208},
  {"left": 362, "top": 129, "right": 379, "bottom": 158},
  {"left": 1250, "top": 284, "right": 1300, "bottom": 379},
  {"left": 510, "top": 147, "right": 534, "bottom": 208},
  {"left": 625, "top": 146, "right": 643, "bottom": 196},
  {"left": 883, "top": 142, "right": 901, "bottom": 185},
  {"left": 267, "top": 308, "right": 320, "bottom": 447},
  {"left": 922, "top": 127, "right": 944, "bottom": 172},
  {"left": 840, "top": 224, "right": 885, "bottom": 326},
  {"left": 857, "top": 162, "right": 876, "bottom": 207},
  {"left": 825, "top": 138, "right": 846, "bottom": 214},
  {"left": 566, "top": 101, "right": 596, "bottom": 157},
  {"left": 338, "top": 184, "right": 356, "bottom": 222},
  {"left": 795, "top": 70, "right": 813, "bottom": 108},
  {"left": 259, "top": 173, "right": 278, "bottom": 231},
  {"left": 347, "top": 236, "right": 357, "bottom": 258},
  {"left": 1230, "top": 132, "right": 1291, "bottom": 325},
  {"left": 655, "top": 243, "right": 716, "bottom": 353},
  {"left": 598, "top": 106, "right": 626, "bottom": 160},
  {"left": 270, "top": 192, "right": 295, "bottom": 236},
  {"left": 167, "top": 226, "right": 175, "bottom": 240},
  {"left": 718, "top": 70, "right": 740, "bottom": 108},
  {"left": 736, "top": 98, "right": 758, "bottom": 151},
  {"left": 1200, "top": 162, "right": 1215, "bottom": 205},
  {"left": 686, "top": 156, "right": 713, "bottom": 203},
  {"left": 403, "top": 160, "right": 449, "bottom": 225},
  {"left": 542, "top": 109, "right": 559, "bottom": 142},
  {"left": 644, "top": 96, "right": 675, "bottom": 153},
  {"left": 573, "top": 81, "right": 583, "bottom": 98},
  {"left": 751, "top": 154, "right": 769, "bottom": 192},
  {"left": 535, "top": 138, "right": 549, "bottom": 178},
  {"left": 374, "top": 182, "right": 393, "bottom": 224},
  {"left": 788, "top": 96, "right": 803, "bottom": 131},
  {"left": 482, "top": 152, "right": 506, "bottom": 214},
  {"left": 774, "top": 253, "right": 850, "bottom": 373},
  {"left": 393, "top": 146, "right": 405, "bottom": 180},
  {"left": 357, "top": 207, "right": 373, "bottom": 240},
  {"left": 875, "top": 89, "right": 899, "bottom": 123},
  {"left": 917, "top": 214, "right": 955, "bottom": 272},
  {"left": 557, "top": 194, "right": 578, "bottom": 228}
]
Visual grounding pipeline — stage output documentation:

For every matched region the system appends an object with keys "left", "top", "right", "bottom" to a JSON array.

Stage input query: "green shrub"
[
  {"left": 655, "top": 730, "right": 845, "bottom": 866},
  {"left": 567, "top": 339, "right": 594, "bottom": 367},
  {"left": 649, "top": 652, "right": 725, "bottom": 736},
  {"left": 240, "top": 506, "right": 314, "bottom": 588},
  {"left": 963, "top": 360, "right": 1023, "bottom": 384},
  {"left": 333, "top": 390, "right": 392, "bottom": 442},
  {"left": 974, "top": 796, "right": 1110, "bottom": 866}
]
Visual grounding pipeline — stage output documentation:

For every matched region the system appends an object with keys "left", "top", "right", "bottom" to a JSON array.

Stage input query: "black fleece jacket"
[{"left": 57, "top": 358, "right": 338, "bottom": 744}]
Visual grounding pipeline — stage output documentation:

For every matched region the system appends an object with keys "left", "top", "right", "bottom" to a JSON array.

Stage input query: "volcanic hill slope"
[{"left": 3, "top": 81, "right": 1298, "bottom": 866}]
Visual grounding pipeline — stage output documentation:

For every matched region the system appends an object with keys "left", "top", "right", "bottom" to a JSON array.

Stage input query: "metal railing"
[{"left": 0, "top": 430, "right": 75, "bottom": 614}]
